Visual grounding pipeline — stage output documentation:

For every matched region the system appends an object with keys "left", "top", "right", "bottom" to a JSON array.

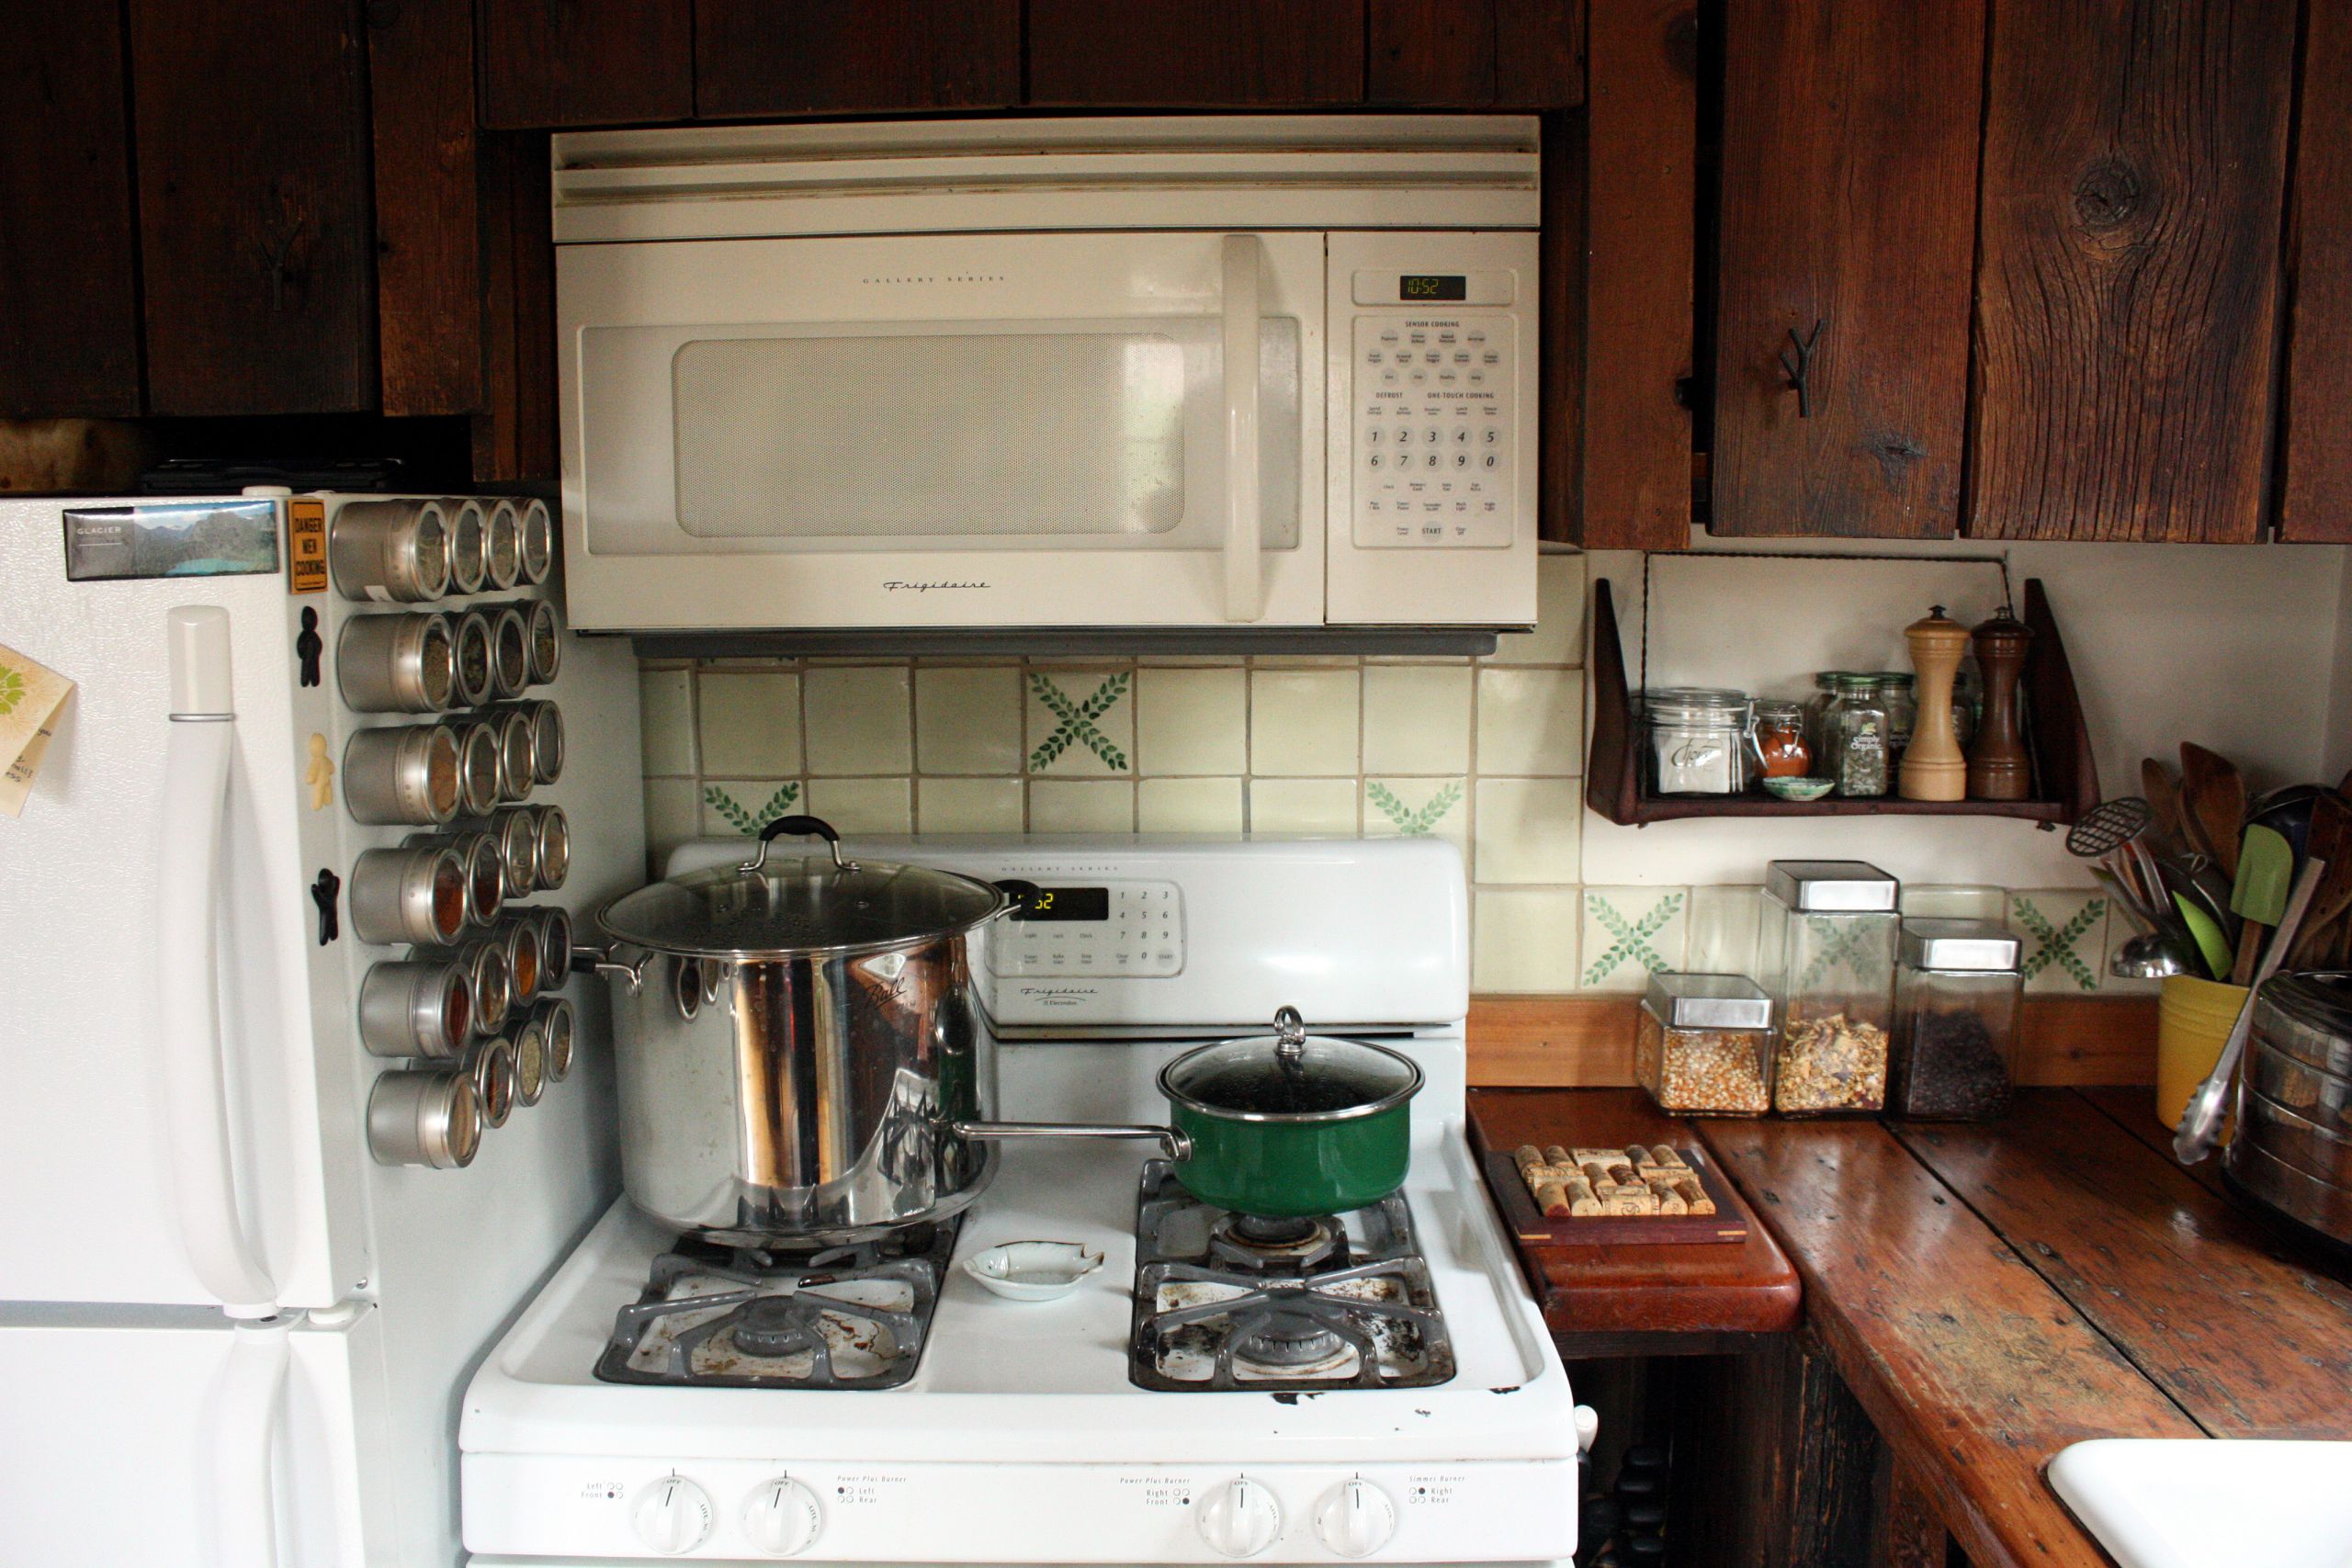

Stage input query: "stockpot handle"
[
  {"left": 741, "top": 814, "right": 856, "bottom": 875},
  {"left": 952, "top": 1120, "right": 1193, "bottom": 1162},
  {"left": 572, "top": 942, "right": 654, "bottom": 994}
]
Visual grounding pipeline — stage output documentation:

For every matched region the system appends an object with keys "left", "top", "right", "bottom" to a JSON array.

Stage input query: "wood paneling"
[
  {"left": 1367, "top": 0, "right": 1583, "bottom": 107},
  {"left": 469, "top": 130, "right": 558, "bottom": 483},
  {"left": 368, "top": 0, "right": 482, "bottom": 418},
  {"left": 1967, "top": 0, "right": 2297, "bottom": 542},
  {"left": 0, "top": 5, "right": 141, "bottom": 418},
  {"left": 130, "top": 0, "right": 377, "bottom": 415},
  {"left": 477, "top": 0, "right": 692, "bottom": 129},
  {"left": 1710, "top": 0, "right": 1982, "bottom": 539},
  {"left": 1698, "top": 1114, "right": 2200, "bottom": 1568},
  {"left": 1027, "top": 0, "right": 1366, "bottom": 107},
  {"left": 1581, "top": 0, "right": 1695, "bottom": 550},
  {"left": 695, "top": 0, "right": 1019, "bottom": 118},
  {"left": 2279, "top": 0, "right": 2352, "bottom": 541},
  {"left": 1538, "top": 111, "right": 1586, "bottom": 544}
]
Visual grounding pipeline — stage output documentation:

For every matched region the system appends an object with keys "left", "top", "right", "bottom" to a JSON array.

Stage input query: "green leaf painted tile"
[
  {"left": 704, "top": 781, "right": 801, "bottom": 835},
  {"left": 2014, "top": 894, "right": 2105, "bottom": 991},
  {"left": 1582, "top": 891, "right": 1684, "bottom": 987},
  {"left": 1367, "top": 779, "right": 1464, "bottom": 836},
  {"left": 1028, "top": 671, "right": 1131, "bottom": 773}
]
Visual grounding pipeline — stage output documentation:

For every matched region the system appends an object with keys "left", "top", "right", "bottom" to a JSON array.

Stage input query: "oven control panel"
[
  {"left": 986, "top": 879, "right": 1184, "bottom": 979},
  {"left": 1351, "top": 314, "right": 1516, "bottom": 549}
]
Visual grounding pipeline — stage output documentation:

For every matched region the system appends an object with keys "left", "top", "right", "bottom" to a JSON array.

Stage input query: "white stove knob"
[
  {"left": 1315, "top": 1479, "right": 1397, "bottom": 1558},
  {"left": 1198, "top": 1476, "right": 1282, "bottom": 1559},
  {"left": 633, "top": 1475, "right": 713, "bottom": 1555},
  {"left": 742, "top": 1476, "right": 823, "bottom": 1557}
]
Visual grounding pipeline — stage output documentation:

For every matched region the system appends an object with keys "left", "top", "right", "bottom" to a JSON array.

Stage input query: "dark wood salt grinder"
[{"left": 1965, "top": 604, "right": 2033, "bottom": 801}]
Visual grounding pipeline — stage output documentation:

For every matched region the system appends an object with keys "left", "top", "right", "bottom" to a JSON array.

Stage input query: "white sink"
[{"left": 2050, "top": 1439, "right": 2352, "bottom": 1568}]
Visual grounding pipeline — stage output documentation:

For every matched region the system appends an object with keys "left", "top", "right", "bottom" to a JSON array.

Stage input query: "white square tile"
[
  {"left": 699, "top": 779, "right": 803, "bottom": 837},
  {"left": 1364, "top": 778, "right": 1469, "bottom": 851},
  {"left": 1684, "top": 885, "right": 1762, "bottom": 976},
  {"left": 1471, "top": 778, "right": 1583, "bottom": 884},
  {"left": 801, "top": 666, "right": 911, "bottom": 774},
  {"left": 1249, "top": 778, "right": 1360, "bottom": 835},
  {"left": 915, "top": 666, "right": 1023, "bottom": 774},
  {"left": 1579, "top": 886, "right": 1690, "bottom": 992},
  {"left": 916, "top": 777, "right": 1023, "bottom": 833},
  {"left": 1489, "top": 552, "right": 1588, "bottom": 665},
  {"left": 1362, "top": 665, "right": 1472, "bottom": 774},
  {"left": 638, "top": 668, "right": 695, "bottom": 776},
  {"left": 1026, "top": 668, "right": 1135, "bottom": 775},
  {"left": 2012, "top": 889, "right": 2109, "bottom": 994},
  {"left": 697, "top": 670, "right": 801, "bottom": 777},
  {"left": 1476, "top": 667, "right": 1584, "bottom": 776},
  {"left": 642, "top": 777, "right": 700, "bottom": 879},
  {"left": 1029, "top": 779, "right": 1136, "bottom": 832},
  {"left": 1473, "top": 889, "right": 1584, "bottom": 993},
  {"left": 1134, "top": 667, "right": 1247, "bottom": 775},
  {"left": 1902, "top": 885, "right": 2008, "bottom": 921},
  {"left": 805, "top": 777, "right": 912, "bottom": 834},
  {"left": 1139, "top": 777, "right": 1245, "bottom": 834},
  {"left": 1250, "top": 669, "right": 1361, "bottom": 776}
]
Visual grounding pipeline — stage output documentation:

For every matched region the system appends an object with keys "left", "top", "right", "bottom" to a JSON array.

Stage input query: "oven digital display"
[
  {"left": 1399, "top": 274, "right": 1468, "bottom": 301},
  {"left": 1014, "top": 886, "right": 1111, "bottom": 922}
]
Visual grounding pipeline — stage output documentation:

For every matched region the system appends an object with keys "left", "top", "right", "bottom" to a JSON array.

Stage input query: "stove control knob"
[
  {"left": 1315, "top": 1479, "right": 1398, "bottom": 1558},
  {"left": 1198, "top": 1476, "right": 1283, "bottom": 1558},
  {"left": 742, "top": 1476, "right": 822, "bottom": 1557},
  {"left": 633, "top": 1475, "right": 713, "bottom": 1555}
]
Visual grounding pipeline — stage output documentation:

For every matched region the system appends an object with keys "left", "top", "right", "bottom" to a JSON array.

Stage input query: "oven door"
[{"left": 559, "top": 230, "right": 1326, "bottom": 632}]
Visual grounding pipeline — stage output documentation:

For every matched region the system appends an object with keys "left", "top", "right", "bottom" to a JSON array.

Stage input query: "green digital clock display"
[{"left": 1399, "top": 274, "right": 1467, "bottom": 301}]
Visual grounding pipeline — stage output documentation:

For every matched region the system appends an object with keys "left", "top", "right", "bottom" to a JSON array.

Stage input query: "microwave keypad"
[
  {"left": 1353, "top": 315, "right": 1515, "bottom": 548},
  {"left": 985, "top": 881, "right": 1184, "bottom": 979}
]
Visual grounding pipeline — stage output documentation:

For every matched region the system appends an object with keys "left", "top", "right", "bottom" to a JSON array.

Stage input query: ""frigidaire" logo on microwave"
[{"left": 882, "top": 579, "right": 990, "bottom": 593}]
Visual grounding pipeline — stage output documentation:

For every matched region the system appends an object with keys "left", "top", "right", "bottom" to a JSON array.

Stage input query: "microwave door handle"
[{"left": 1221, "top": 233, "right": 1265, "bottom": 622}]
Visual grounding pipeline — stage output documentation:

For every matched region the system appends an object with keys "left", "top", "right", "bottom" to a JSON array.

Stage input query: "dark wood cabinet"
[
  {"left": 130, "top": 0, "right": 379, "bottom": 417},
  {"left": 1966, "top": 0, "right": 2295, "bottom": 543},
  {"left": 0, "top": 6, "right": 142, "bottom": 418},
  {"left": 2278, "top": 1, "right": 2352, "bottom": 544},
  {"left": 1027, "top": 0, "right": 1365, "bottom": 107},
  {"left": 477, "top": 0, "right": 692, "bottom": 130},
  {"left": 1367, "top": 0, "right": 1584, "bottom": 107},
  {"left": 368, "top": 0, "right": 485, "bottom": 419},
  {"left": 1708, "top": 0, "right": 1982, "bottom": 539},
  {"left": 696, "top": 0, "right": 1019, "bottom": 118}
]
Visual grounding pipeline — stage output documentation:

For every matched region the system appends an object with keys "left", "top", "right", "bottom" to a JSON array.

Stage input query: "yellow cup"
[{"left": 2156, "top": 974, "right": 2250, "bottom": 1132}]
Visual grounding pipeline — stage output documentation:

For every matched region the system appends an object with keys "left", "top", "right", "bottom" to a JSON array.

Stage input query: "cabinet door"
[
  {"left": 368, "top": 0, "right": 482, "bottom": 418},
  {"left": 2278, "top": 1, "right": 2352, "bottom": 542},
  {"left": 696, "top": 0, "right": 1018, "bottom": 118},
  {"left": 1367, "top": 0, "right": 1584, "bottom": 107},
  {"left": 1710, "top": 0, "right": 1982, "bottom": 538},
  {"left": 477, "top": 0, "right": 691, "bottom": 129},
  {"left": 130, "top": 0, "right": 377, "bottom": 415},
  {"left": 0, "top": 5, "right": 142, "bottom": 417},
  {"left": 1967, "top": 0, "right": 2294, "bottom": 543},
  {"left": 1027, "top": 0, "right": 1365, "bottom": 107}
]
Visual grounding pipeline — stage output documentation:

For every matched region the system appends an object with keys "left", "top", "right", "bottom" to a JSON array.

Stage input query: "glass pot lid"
[
  {"left": 1159, "top": 1008, "right": 1423, "bottom": 1123},
  {"left": 598, "top": 815, "right": 1010, "bottom": 959}
]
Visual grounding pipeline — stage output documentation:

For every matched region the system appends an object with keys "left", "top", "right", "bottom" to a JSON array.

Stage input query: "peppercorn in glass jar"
[
  {"left": 1758, "top": 861, "right": 1900, "bottom": 1115},
  {"left": 1887, "top": 919, "right": 2021, "bottom": 1120},
  {"left": 1636, "top": 974, "right": 1775, "bottom": 1115}
]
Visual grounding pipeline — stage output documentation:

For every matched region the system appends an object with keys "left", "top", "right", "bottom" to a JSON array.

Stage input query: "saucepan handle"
[
  {"left": 952, "top": 1120, "right": 1193, "bottom": 1162},
  {"left": 741, "top": 814, "right": 854, "bottom": 875}
]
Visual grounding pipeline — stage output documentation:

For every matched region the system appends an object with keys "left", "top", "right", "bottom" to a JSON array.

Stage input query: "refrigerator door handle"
[
  {"left": 158, "top": 605, "right": 278, "bottom": 1316},
  {"left": 212, "top": 1314, "right": 292, "bottom": 1568}
]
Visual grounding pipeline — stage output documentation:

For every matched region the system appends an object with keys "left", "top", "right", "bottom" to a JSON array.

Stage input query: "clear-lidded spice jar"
[
  {"left": 1644, "top": 687, "right": 1751, "bottom": 795},
  {"left": 1752, "top": 700, "right": 1812, "bottom": 779},
  {"left": 1826, "top": 673, "right": 1890, "bottom": 797},
  {"left": 1636, "top": 973, "right": 1775, "bottom": 1114},
  {"left": 1888, "top": 919, "right": 2021, "bottom": 1121},
  {"left": 1803, "top": 671, "right": 1850, "bottom": 761},
  {"left": 1952, "top": 667, "right": 1982, "bottom": 750},
  {"left": 1871, "top": 672, "right": 1917, "bottom": 761},
  {"left": 1758, "top": 861, "right": 1900, "bottom": 1115}
]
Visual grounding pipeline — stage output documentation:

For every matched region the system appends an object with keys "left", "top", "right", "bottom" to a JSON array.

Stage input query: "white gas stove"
[{"left": 461, "top": 839, "right": 1587, "bottom": 1566}]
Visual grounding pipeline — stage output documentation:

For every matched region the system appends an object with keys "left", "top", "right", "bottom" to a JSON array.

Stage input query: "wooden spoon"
[
  {"left": 2292, "top": 791, "right": 2352, "bottom": 968},
  {"left": 2179, "top": 743, "right": 2246, "bottom": 882},
  {"left": 2142, "top": 757, "right": 2184, "bottom": 852}
]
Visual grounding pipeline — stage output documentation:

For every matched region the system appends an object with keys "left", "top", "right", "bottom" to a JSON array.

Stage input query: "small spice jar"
[
  {"left": 1803, "top": 671, "right": 1849, "bottom": 761},
  {"left": 1871, "top": 672, "right": 1917, "bottom": 761},
  {"left": 1758, "top": 861, "right": 1900, "bottom": 1115},
  {"left": 1826, "top": 674, "right": 1891, "bottom": 798},
  {"left": 1752, "top": 700, "right": 1812, "bottom": 780},
  {"left": 1644, "top": 688, "right": 1751, "bottom": 795},
  {"left": 1888, "top": 919, "right": 2022, "bottom": 1120},
  {"left": 1636, "top": 974, "right": 1775, "bottom": 1115}
]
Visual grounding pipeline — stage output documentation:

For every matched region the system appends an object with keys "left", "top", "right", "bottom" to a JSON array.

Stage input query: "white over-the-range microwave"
[{"left": 552, "top": 116, "right": 1541, "bottom": 652}]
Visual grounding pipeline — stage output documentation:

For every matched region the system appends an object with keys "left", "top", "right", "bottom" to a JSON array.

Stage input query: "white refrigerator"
[{"left": 0, "top": 491, "right": 644, "bottom": 1566}]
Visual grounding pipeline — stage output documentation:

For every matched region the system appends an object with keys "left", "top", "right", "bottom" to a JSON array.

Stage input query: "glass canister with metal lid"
[
  {"left": 2229, "top": 971, "right": 2352, "bottom": 1244},
  {"left": 1887, "top": 919, "right": 2021, "bottom": 1120},
  {"left": 1636, "top": 973, "right": 1775, "bottom": 1115},
  {"left": 1758, "top": 861, "right": 1900, "bottom": 1115},
  {"left": 1644, "top": 687, "right": 1751, "bottom": 795}
]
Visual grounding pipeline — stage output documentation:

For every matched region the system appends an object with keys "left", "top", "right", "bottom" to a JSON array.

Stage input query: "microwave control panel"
[
  {"left": 986, "top": 880, "right": 1185, "bottom": 978},
  {"left": 1351, "top": 288, "right": 1517, "bottom": 549}
]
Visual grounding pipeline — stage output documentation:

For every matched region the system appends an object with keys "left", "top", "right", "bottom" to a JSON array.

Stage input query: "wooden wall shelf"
[{"left": 1584, "top": 575, "right": 2098, "bottom": 827}]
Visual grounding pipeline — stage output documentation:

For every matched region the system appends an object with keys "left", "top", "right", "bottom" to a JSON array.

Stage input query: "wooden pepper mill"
[
  {"left": 1899, "top": 604, "right": 1971, "bottom": 802},
  {"left": 1967, "top": 604, "right": 2034, "bottom": 801}
]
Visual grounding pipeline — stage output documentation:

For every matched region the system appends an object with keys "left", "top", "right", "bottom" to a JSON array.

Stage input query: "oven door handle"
[{"left": 1220, "top": 232, "right": 1265, "bottom": 623}]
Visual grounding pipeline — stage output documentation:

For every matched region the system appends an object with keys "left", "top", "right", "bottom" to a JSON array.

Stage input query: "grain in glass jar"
[
  {"left": 1758, "top": 861, "right": 1900, "bottom": 1115},
  {"left": 1636, "top": 974, "right": 1775, "bottom": 1114},
  {"left": 1888, "top": 919, "right": 2021, "bottom": 1120},
  {"left": 1752, "top": 700, "right": 1811, "bottom": 779},
  {"left": 1644, "top": 687, "right": 1751, "bottom": 795}
]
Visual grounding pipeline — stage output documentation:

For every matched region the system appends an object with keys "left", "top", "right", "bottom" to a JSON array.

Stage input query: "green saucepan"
[{"left": 1156, "top": 1007, "right": 1423, "bottom": 1217}]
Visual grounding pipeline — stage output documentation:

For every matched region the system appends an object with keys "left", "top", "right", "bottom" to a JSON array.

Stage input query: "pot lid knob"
[
  {"left": 1273, "top": 1004, "right": 1307, "bottom": 1060},
  {"left": 737, "top": 813, "right": 858, "bottom": 876}
]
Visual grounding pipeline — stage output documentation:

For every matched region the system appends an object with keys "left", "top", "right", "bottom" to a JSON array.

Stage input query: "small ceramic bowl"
[
  {"left": 960, "top": 1240, "right": 1105, "bottom": 1302},
  {"left": 1762, "top": 776, "right": 1837, "bottom": 802}
]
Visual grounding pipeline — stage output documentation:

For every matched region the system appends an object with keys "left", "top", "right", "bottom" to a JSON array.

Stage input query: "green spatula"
[
  {"left": 2229, "top": 822, "right": 2297, "bottom": 984},
  {"left": 2173, "top": 892, "right": 2233, "bottom": 983}
]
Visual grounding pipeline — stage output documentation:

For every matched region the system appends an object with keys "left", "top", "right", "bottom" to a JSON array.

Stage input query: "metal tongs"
[{"left": 2174, "top": 856, "right": 2326, "bottom": 1163}]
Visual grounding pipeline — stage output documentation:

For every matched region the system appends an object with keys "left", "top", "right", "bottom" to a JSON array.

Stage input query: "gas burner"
[
  {"left": 594, "top": 1224, "right": 956, "bottom": 1390},
  {"left": 1129, "top": 1162, "right": 1455, "bottom": 1393}
]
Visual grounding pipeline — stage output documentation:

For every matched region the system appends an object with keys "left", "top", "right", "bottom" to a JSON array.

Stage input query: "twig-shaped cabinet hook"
[{"left": 1780, "top": 318, "right": 1825, "bottom": 418}]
